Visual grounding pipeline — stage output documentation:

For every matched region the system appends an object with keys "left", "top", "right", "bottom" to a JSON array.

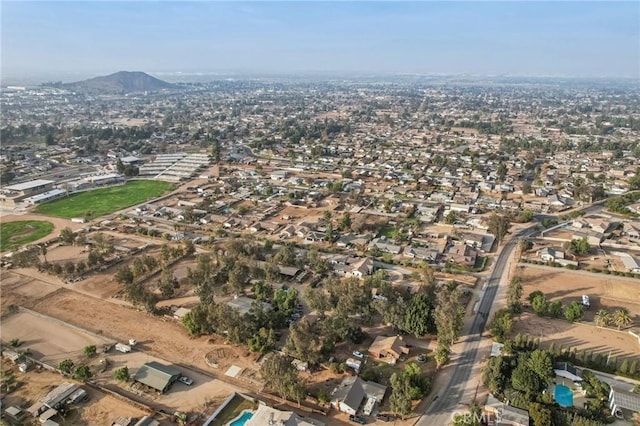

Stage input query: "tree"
[
  {"left": 182, "top": 238, "right": 195, "bottom": 256},
  {"left": 434, "top": 344, "right": 450, "bottom": 367},
  {"left": 76, "top": 261, "right": 86, "bottom": 275},
  {"left": 302, "top": 286, "right": 330, "bottom": 317},
  {"left": 567, "top": 237, "right": 590, "bottom": 255},
  {"left": 83, "top": 345, "right": 97, "bottom": 357},
  {"left": 248, "top": 327, "right": 276, "bottom": 354},
  {"left": 594, "top": 309, "right": 611, "bottom": 327},
  {"left": 58, "top": 359, "right": 75, "bottom": 374},
  {"left": 528, "top": 403, "right": 553, "bottom": 426},
  {"left": 114, "top": 266, "right": 134, "bottom": 285},
  {"left": 159, "top": 267, "right": 176, "bottom": 298},
  {"left": 60, "top": 227, "right": 75, "bottom": 244},
  {"left": 210, "top": 138, "right": 221, "bottom": 163},
  {"left": 531, "top": 294, "right": 548, "bottom": 316},
  {"left": 285, "top": 318, "right": 322, "bottom": 364},
  {"left": 507, "top": 277, "right": 523, "bottom": 313},
  {"left": 444, "top": 210, "right": 457, "bottom": 225},
  {"left": 487, "top": 213, "right": 510, "bottom": 244},
  {"left": 45, "top": 133, "right": 56, "bottom": 146},
  {"left": 613, "top": 308, "right": 632, "bottom": 330},
  {"left": 338, "top": 212, "right": 352, "bottom": 231},
  {"left": 527, "top": 349, "right": 554, "bottom": 385},
  {"left": 435, "top": 286, "right": 464, "bottom": 347},
  {"left": 389, "top": 372, "right": 412, "bottom": 419},
  {"left": 452, "top": 405, "right": 482, "bottom": 426},
  {"left": 114, "top": 366, "right": 130, "bottom": 382},
  {"left": 402, "top": 292, "right": 436, "bottom": 337},
  {"left": 260, "top": 353, "right": 306, "bottom": 404},
  {"left": 547, "top": 300, "right": 563, "bottom": 318},
  {"left": 74, "top": 365, "right": 92, "bottom": 380},
  {"left": 511, "top": 360, "right": 543, "bottom": 396},
  {"left": 64, "top": 260, "right": 76, "bottom": 275},
  {"left": 489, "top": 309, "right": 513, "bottom": 343},
  {"left": 496, "top": 162, "right": 507, "bottom": 182},
  {"left": 565, "top": 301, "right": 585, "bottom": 322},
  {"left": 39, "top": 244, "right": 48, "bottom": 263}
]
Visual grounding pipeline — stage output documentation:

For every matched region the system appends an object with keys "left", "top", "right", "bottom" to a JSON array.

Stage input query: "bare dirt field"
[
  {"left": 518, "top": 265, "right": 640, "bottom": 322},
  {"left": 1, "top": 310, "right": 113, "bottom": 365},
  {"left": 24, "top": 288, "right": 257, "bottom": 375},
  {"left": 0, "top": 271, "right": 60, "bottom": 305},
  {"left": 512, "top": 313, "right": 640, "bottom": 362},
  {"left": 1, "top": 359, "right": 152, "bottom": 426},
  {"left": 45, "top": 243, "right": 88, "bottom": 263}
]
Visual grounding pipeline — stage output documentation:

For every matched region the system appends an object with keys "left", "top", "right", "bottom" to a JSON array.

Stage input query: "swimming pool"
[
  {"left": 229, "top": 411, "right": 254, "bottom": 426},
  {"left": 554, "top": 384, "right": 574, "bottom": 407}
]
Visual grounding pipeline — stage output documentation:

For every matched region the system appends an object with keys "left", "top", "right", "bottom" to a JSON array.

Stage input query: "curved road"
[{"left": 417, "top": 227, "right": 532, "bottom": 426}]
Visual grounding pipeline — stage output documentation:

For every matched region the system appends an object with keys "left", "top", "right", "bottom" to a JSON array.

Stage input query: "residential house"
[
  {"left": 331, "top": 376, "right": 387, "bottom": 416},
  {"left": 618, "top": 253, "right": 640, "bottom": 274},
  {"left": 609, "top": 387, "right": 640, "bottom": 420},
  {"left": 334, "top": 257, "right": 375, "bottom": 277},
  {"left": 445, "top": 242, "right": 478, "bottom": 267},
  {"left": 227, "top": 296, "right": 272, "bottom": 315},
  {"left": 537, "top": 247, "right": 565, "bottom": 262},
  {"left": 367, "top": 335, "right": 410, "bottom": 364},
  {"left": 369, "top": 237, "right": 402, "bottom": 255},
  {"left": 403, "top": 246, "right": 439, "bottom": 262},
  {"left": 484, "top": 394, "right": 530, "bottom": 426}
]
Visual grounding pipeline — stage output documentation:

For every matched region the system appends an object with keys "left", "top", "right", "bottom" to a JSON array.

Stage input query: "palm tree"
[
  {"left": 594, "top": 309, "right": 611, "bottom": 327},
  {"left": 613, "top": 308, "right": 632, "bottom": 330}
]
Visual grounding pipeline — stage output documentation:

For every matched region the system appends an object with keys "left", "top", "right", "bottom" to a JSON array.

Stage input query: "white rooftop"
[{"left": 5, "top": 179, "right": 55, "bottom": 191}]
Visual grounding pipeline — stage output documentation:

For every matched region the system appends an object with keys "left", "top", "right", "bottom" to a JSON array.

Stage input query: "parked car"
[
  {"left": 352, "top": 351, "right": 364, "bottom": 359},
  {"left": 417, "top": 354, "right": 427, "bottom": 363},
  {"left": 349, "top": 414, "right": 366, "bottom": 424},
  {"left": 376, "top": 413, "right": 393, "bottom": 422},
  {"left": 179, "top": 376, "right": 193, "bottom": 386}
]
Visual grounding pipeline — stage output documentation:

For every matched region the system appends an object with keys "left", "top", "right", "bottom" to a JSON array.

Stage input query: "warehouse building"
[{"left": 133, "top": 362, "right": 181, "bottom": 393}]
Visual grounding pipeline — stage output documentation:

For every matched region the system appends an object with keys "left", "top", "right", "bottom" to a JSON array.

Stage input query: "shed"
[{"left": 133, "top": 362, "right": 181, "bottom": 393}]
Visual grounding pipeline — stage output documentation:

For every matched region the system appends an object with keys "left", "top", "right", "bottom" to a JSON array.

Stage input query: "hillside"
[{"left": 64, "top": 71, "right": 178, "bottom": 94}]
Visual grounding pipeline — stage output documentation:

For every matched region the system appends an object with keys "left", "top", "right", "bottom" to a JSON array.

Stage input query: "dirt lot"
[
  {"left": 512, "top": 313, "right": 640, "bottom": 362},
  {"left": 20, "top": 288, "right": 257, "bottom": 375},
  {"left": 1, "top": 359, "right": 152, "bottom": 426},
  {"left": 518, "top": 265, "right": 640, "bottom": 322},
  {"left": 1, "top": 310, "right": 113, "bottom": 365}
]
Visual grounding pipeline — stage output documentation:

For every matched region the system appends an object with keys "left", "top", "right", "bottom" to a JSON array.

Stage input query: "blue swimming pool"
[
  {"left": 554, "top": 384, "right": 574, "bottom": 407},
  {"left": 229, "top": 411, "right": 254, "bottom": 426}
]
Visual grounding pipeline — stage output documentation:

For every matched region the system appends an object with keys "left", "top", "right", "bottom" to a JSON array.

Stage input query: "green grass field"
[
  {"left": 34, "top": 180, "right": 174, "bottom": 219},
  {"left": 0, "top": 220, "right": 54, "bottom": 252}
]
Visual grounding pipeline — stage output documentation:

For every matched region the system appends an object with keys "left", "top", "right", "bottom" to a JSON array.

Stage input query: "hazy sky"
[{"left": 1, "top": 1, "right": 639, "bottom": 81}]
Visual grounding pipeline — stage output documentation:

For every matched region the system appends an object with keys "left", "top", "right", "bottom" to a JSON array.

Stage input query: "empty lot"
[
  {"left": 518, "top": 264, "right": 640, "bottom": 323},
  {"left": 1, "top": 310, "right": 113, "bottom": 365}
]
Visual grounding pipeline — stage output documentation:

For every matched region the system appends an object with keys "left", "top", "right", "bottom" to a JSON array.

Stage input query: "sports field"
[
  {"left": 0, "top": 220, "right": 54, "bottom": 252},
  {"left": 34, "top": 180, "right": 173, "bottom": 219}
]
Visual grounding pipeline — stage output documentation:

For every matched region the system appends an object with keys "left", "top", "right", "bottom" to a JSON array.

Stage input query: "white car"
[
  {"left": 352, "top": 351, "right": 364, "bottom": 359},
  {"left": 179, "top": 376, "right": 193, "bottom": 386}
]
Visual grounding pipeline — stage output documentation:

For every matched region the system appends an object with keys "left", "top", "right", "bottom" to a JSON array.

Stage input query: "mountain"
[{"left": 64, "top": 71, "right": 178, "bottom": 94}]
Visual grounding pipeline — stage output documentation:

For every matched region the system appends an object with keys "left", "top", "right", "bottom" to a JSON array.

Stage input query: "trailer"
[{"left": 115, "top": 343, "right": 131, "bottom": 353}]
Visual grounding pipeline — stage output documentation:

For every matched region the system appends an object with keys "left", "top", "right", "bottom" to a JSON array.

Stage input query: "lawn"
[
  {"left": 34, "top": 180, "right": 174, "bottom": 219},
  {"left": 0, "top": 220, "right": 54, "bottom": 252}
]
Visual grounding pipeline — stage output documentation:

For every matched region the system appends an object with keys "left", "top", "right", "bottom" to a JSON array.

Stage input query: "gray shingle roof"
[{"left": 610, "top": 387, "right": 640, "bottom": 413}]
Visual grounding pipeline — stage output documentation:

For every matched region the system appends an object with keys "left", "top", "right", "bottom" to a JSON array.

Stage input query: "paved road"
[{"left": 416, "top": 227, "right": 533, "bottom": 426}]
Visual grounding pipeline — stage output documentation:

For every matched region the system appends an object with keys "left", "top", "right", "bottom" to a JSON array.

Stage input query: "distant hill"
[{"left": 63, "top": 71, "right": 178, "bottom": 94}]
